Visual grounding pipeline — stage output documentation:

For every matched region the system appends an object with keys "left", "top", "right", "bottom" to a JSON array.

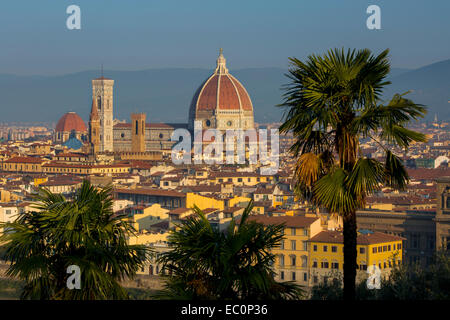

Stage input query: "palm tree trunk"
[{"left": 343, "top": 211, "right": 357, "bottom": 300}]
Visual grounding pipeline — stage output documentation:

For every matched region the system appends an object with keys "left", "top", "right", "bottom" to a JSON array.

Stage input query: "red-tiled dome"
[
  {"left": 190, "top": 50, "right": 253, "bottom": 113},
  {"left": 55, "top": 112, "right": 87, "bottom": 132}
]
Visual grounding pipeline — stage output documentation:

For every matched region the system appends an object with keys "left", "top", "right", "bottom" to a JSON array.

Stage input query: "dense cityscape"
[{"left": 0, "top": 49, "right": 449, "bottom": 301}]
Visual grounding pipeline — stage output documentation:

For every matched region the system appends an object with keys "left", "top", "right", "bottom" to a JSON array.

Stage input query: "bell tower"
[
  {"left": 92, "top": 76, "right": 114, "bottom": 152},
  {"left": 131, "top": 113, "right": 146, "bottom": 153}
]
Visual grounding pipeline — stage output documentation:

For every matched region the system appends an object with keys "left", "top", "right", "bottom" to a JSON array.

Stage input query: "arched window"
[
  {"left": 290, "top": 255, "right": 296, "bottom": 266},
  {"left": 301, "top": 255, "right": 308, "bottom": 268},
  {"left": 279, "top": 254, "right": 285, "bottom": 267}
]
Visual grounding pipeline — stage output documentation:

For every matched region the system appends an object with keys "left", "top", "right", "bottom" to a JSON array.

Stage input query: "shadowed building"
[
  {"left": 356, "top": 209, "right": 436, "bottom": 267},
  {"left": 436, "top": 177, "right": 450, "bottom": 250}
]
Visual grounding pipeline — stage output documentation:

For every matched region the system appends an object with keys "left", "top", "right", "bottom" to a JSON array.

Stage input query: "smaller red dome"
[{"left": 55, "top": 112, "right": 87, "bottom": 132}]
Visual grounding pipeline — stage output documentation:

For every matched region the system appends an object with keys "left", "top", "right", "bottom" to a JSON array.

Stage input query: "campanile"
[{"left": 92, "top": 76, "right": 114, "bottom": 152}]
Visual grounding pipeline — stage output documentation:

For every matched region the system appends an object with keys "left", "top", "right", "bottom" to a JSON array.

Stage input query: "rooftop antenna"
[{"left": 101, "top": 64, "right": 104, "bottom": 78}]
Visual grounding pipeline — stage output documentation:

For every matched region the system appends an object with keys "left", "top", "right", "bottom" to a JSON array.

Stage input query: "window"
[
  {"left": 279, "top": 255, "right": 285, "bottom": 266},
  {"left": 360, "top": 247, "right": 365, "bottom": 254},
  {"left": 291, "top": 228, "right": 296, "bottom": 236},
  {"left": 313, "top": 245, "right": 317, "bottom": 252},
  {"left": 397, "top": 243, "right": 402, "bottom": 250},
  {"left": 312, "top": 260, "right": 318, "bottom": 268},
  {"left": 331, "top": 246, "right": 337, "bottom": 253},
  {"left": 313, "top": 276, "right": 318, "bottom": 284},
  {"left": 388, "top": 245, "right": 391, "bottom": 251},
  {"left": 280, "top": 240, "right": 285, "bottom": 250},
  {"left": 323, "top": 245, "right": 328, "bottom": 252},
  {"left": 303, "top": 242, "right": 308, "bottom": 251},
  {"left": 301, "top": 256, "right": 307, "bottom": 268},
  {"left": 427, "top": 236, "right": 435, "bottom": 250},
  {"left": 321, "top": 261, "right": 329, "bottom": 269},
  {"left": 331, "top": 262, "right": 339, "bottom": 269},
  {"left": 303, "top": 228, "right": 308, "bottom": 236},
  {"left": 303, "top": 273, "right": 308, "bottom": 282},
  {"left": 238, "top": 178, "right": 242, "bottom": 182},
  {"left": 291, "top": 256, "right": 296, "bottom": 266},
  {"left": 372, "top": 247, "right": 377, "bottom": 254},
  {"left": 292, "top": 272, "right": 296, "bottom": 281},
  {"left": 291, "top": 240, "right": 296, "bottom": 250},
  {"left": 280, "top": 271, "right": 284, "bottom": 280}
]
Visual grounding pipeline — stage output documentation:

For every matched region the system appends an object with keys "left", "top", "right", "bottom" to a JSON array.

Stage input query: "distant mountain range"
[{"left": 0, "top": 59, "right": 449, "bottom": 124}]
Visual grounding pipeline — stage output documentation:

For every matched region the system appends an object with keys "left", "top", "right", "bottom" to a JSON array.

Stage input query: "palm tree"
[
  {"left": 0, "top": 180, "right": 149, "bottom": 299},
  {"left": 278, "top": 48, "right": 427, "bottom": 300},
  {"left": 155, "top": 200, "right": 303, "bottom": 300}
]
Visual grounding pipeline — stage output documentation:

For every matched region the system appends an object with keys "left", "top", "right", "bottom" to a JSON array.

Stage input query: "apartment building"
[
  {"left": 308, "top": 230, "right": 404, "bottom": 286},
  {"left": 244, "top": 215, "right": 322, "bottom": 287}
]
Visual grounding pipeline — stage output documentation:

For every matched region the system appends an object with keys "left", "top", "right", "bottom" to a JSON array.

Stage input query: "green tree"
[
  {"left": 378, "top": 250, "right": 450, "bottom": 300},
  {"left": 0, "top": 180, "right": 149, "bottom": 300},
  {"left": 155, "top": 200, "right": 303, "bottom": 300},
  {"left": 309, "top": 251, "right": 450, "bottom": 300},
  {"left": 278, "top": 48, "right": 426, "bottom": 300}
]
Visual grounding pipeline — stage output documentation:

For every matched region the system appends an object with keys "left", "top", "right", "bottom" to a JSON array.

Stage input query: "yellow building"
[
  {"left": 227, "top": 196, "right": 252, "bottom": 208},
  {"left": 209, "top": 172, "right": 273, "bottom": 186},
  {"left": 245, "top": 215, "right": 322, "bottom": 287},
  {"left": 42, "top": 162, "right": 130, "bottom": 175},
  {"left": 186, "top": 193, "right": 224, "bottom": 211},
  {"left": 0, "top": 189, "right": 22, "bottom": 202},
  {"left": 2, "top": 156, "right": 46, "bottom": 173},
  {"left": 272, "top": 191, "right": 297, "bottom": 208},
  {"left": 308, "top": 230, "right": 404, "bottom": 286},
  {"left": 33, "top": 176, "right": 48, "bottom": 187},
  {"left": 129, "top": 203, "right": 169, "bottom": 231}
]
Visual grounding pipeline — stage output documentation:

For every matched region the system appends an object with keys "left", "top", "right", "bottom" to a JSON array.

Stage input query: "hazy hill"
[
  {"left": 385, "top": 60, "right": 450, "bottom": 121},
  {"left": 0, "top": 60, "right": 448, "bottom": 124}
]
